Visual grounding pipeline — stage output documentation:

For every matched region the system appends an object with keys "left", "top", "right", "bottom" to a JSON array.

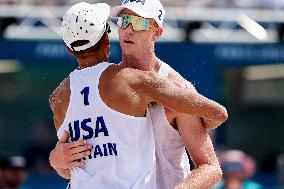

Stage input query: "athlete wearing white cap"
[
  {"left": 62, "top": 2, "right": 110, "bottom": 52},
  {"left": 111, "top": 0, "right": 165, "bottom": 27},
  {"left": 49, "top": 2, "right": 228, "bottom": 189},
  {"left": 110, "top": 0, "right": 228, "bottom": 188}
]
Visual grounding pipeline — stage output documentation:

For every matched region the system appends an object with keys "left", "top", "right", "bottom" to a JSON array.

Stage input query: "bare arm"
[
  {"left": 132, "top": 71, "right": 228, "bottom": 122},
  {"left": 174, "top": 113, "right": 222, "bottom": 189},
  {"left": 167, "top": 69, "right": 226, "bottom": 129},
  {"left": 49, "top": 78, "right": 70, "bottom": 130},
  {"left": 49, "top": 78, "right": 91, "bottom": 179}
]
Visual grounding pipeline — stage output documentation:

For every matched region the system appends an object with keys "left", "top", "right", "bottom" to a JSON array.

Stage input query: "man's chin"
[{"left": 122, "top": 46, "right": 137, "bottom": 55}]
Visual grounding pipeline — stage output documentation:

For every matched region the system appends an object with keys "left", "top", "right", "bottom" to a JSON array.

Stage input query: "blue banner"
[{"left": 1, "top": 40, "right": 284, "bottom": 99}]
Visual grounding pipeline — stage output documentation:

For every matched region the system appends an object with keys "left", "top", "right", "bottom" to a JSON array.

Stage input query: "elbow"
[
  {"left": 218, "top": 106, "right": 228, "bottom": 123},
  {"left": 222, "top": 107, "right": 228, "bottom": 122}
]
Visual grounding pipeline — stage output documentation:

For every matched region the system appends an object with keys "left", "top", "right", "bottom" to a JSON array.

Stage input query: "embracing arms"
[
  {"left": 128, "top": 69, "right": 228, "bottom": 123},
  {"left": 49, "top": 78, "right": 90, "bottom": 179}
]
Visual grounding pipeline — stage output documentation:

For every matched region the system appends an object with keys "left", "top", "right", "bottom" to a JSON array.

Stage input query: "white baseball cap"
[
  {"left": 62, "top": 2, "right": 110, "bottom": 52},
  {"left": 111, "top": 0, "right": 165, "bottom": 27}
]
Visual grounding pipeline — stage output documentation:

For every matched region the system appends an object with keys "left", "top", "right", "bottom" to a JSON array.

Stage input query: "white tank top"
[
  {"left": 150, "top": 62, "right": 191, "bottom": 189},
  {"left": 57, "top": 62, "right": 156, "bottom": 189}
]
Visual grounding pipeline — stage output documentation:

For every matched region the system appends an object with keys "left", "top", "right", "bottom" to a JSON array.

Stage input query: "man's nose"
[{"left": 125, "top": 23, "right": 134, "bottom": 35}]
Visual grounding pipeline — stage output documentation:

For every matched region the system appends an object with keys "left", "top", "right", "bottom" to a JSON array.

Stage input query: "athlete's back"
[{"left": 56, "top": 62, "right": 156, "bottom": 189}]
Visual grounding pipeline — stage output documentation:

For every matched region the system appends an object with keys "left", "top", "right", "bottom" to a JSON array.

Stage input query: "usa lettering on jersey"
[{"left": 68, "top": 116, "right": 118, "bottom": 161}]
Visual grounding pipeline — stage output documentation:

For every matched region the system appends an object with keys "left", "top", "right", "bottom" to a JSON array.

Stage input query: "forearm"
[
  {"left": 176, "top": 72, "right": 228, "bottom": 124},
  {"left": 163, "top": 91, "right": 228, "bottom": 122},
  {"left": 141, "top": 72, "right": 228, "bottom": 122},
  {"left": 180, "top": 92, "right": 228, "bottom": 122},
  {"left": 175, "top": 114, "right": 222, "bottom": 189},
  {"left": 150, "top": 89, "right": 228, "bottom": 122},
  {"left": 174, "top": 164, "right": 222, "bottom": 189}
]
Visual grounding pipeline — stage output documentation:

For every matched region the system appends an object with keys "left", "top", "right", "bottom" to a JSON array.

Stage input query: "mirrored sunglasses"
[{"left": 117, "top": 14, "right": 157, "bottom": 31}]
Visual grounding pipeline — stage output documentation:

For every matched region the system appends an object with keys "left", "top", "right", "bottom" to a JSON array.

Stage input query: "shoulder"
[
  {"left": 49, "top": 77, "right": 70, "bottom": 108},
  {"left": 116, "top": 67, "right": 162, "bottom": 89},
  {"left": 116, "top": 67, "right": 154, "bottom": 78}
]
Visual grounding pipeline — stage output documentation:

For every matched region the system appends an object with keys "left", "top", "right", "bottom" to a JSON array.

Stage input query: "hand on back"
[{"left": 49, "top": 131, "right": 92, "bottom": 169}]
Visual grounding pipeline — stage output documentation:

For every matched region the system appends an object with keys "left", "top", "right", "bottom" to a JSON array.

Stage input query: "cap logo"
[
  {"left": 124, "top": 0, "right": 145, "bottom": 5},
  {"left": 158, "top": 10, "right": 163, "bottom": 20}
]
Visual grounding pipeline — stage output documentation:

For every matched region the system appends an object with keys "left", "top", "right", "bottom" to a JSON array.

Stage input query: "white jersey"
[
  {"left": 150, "top": 62, "right": 191, "bottom": 189},
  {"left": 57, "top": 62, "right": 156, "bottom": 189}
]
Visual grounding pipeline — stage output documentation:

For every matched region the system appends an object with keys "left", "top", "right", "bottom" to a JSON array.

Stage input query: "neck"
[
  {"left": 120, "top": 47, "right": 161, "bottom": 72},
  {"left": 76, "top": 54, "right": 108, "bottom": 70}
]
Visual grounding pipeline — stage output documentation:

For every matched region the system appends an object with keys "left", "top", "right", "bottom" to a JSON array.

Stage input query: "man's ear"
[
  {"left": 103, "top": 33, "right": 110, "bottom": 46},
  {"left": 153, "top": 27, "right": 164, "bottom": 41}
]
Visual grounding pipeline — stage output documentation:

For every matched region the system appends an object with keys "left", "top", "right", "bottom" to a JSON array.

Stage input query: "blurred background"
[{"left": 0, "top": 0, "right": 284, "bottom": 188}]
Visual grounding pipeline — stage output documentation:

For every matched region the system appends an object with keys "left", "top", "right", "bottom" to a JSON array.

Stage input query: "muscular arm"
[
  {"left": 49, "top": 78, "right": 91, "bottom": 179},
  {"left": 49, "top": 78, "right": 70, "bottom": 130},
  {"left": 49, "top": 78, "right": 72, "bottom": 179},
  {"left": 174, "top": 114, "right": 222, "bottom": 189},
  {"left": 131, "top": 70, "right": 228, "bottom": 122},
  {"left": 160, "top": 67, "right": 224, "bottom": 187},
  {"left": 167, "top": 69, "right": 226, "bottom": 129}
]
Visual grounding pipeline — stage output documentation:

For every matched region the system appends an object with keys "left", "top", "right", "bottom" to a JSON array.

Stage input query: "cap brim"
[{"left": 110, "top": 5, "right": 151, "bottom": 19}]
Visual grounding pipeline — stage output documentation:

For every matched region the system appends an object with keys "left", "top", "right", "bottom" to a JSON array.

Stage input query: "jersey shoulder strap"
[{"left": 158, "top": 61, "right": 170, "bottom": 77}]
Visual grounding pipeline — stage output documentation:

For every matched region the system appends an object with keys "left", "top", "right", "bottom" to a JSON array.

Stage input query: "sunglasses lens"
[
  {"left": 122, "top": 15, "right": 131, "bottom": 29},
  {"left": 118, "top": 14, "right": 152, "bottom": 31},
  {"left": 132, "top": 17, "right": 143, "bottom": 31},
  {"left": 117, "top": 16, "right": 127, "bottom": 29}
]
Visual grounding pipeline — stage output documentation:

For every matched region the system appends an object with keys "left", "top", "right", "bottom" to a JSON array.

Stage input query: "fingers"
[
  {"left": 68, "top": 161, "right": 85, "bottom": 168},
  {"left": 64, "top": 141, "right": 92, "bottom": 163},
  {"left": 58, "top": 131, "right": 89, "bottom": 149},
  {"left": 68, "top": 140, "right": 88, "bottom": 149},
  {"left": 70, "top": 151, "right": 91, "bottom": 162},
  {"left": 59, "top": 131, "right": 70, "bottom": 143},
  {"left": 62, "top": 146, "right": 91, "bottom": 168},
  {"left": 69, "top": 144, "right": 92, "bottom": 155},
  {"left": 51, "top": 138, "right": 93, "bottom": 169}
]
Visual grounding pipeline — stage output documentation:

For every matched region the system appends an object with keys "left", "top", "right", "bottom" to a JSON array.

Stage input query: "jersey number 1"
[{"left": 81, "top": 87, "right": 90, "bottom": 106}]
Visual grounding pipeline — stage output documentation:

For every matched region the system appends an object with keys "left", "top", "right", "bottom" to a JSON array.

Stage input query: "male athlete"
[
  {"left": 49, "top": 2, "right": 227, "bottom": 189},
  {"left": 110, "top": 0, "right": 227, "bottom": 188}
]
